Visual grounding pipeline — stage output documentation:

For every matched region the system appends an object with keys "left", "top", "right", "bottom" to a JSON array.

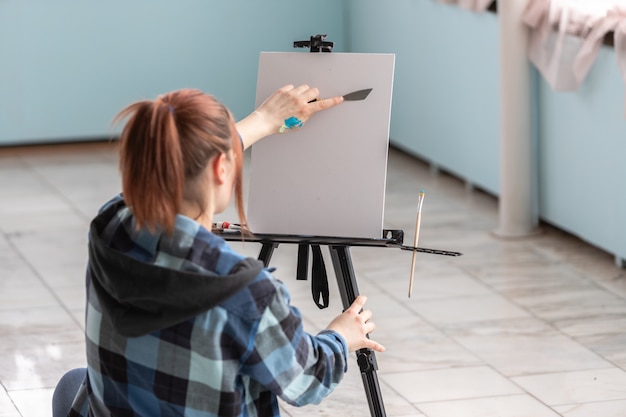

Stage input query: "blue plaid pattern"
[{"left": 69, "top": 195, "right": 348, "bottom": 417}]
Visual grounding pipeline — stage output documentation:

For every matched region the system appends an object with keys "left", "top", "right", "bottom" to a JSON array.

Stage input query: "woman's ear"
[{"left": 211, "top": 153, "right": 228, "bottom": 185}]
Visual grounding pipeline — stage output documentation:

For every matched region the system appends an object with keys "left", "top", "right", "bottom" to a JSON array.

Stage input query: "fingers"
[
  {"left": 278, "top": 84, "right": 295, "bottom": 93},
  {"left": 361, "top": 320, "right": 385, "bottom": 353},
  {"left": 300, "top": 86, "right": 320, "bottom": 104},
  {"left": 349, "top": 294, "right": 367, "bottom": 312},
  {"left": 279, "top": 84, "right": 343, "bottom": 115},
  {"left": 356, "top": 299, "right": 385, "bottom": 351},
  {"left": 364, "top": 339, "right": 386, "bottom": 353},
  {"left": 324, "top": 294, "right": 385, "bottom": 353},
  {"left": 280, "top": 84, "right": 316, "bottom": 100},
  {"left": 360, "top": 307, "right": 373, "bottom": 320},
  {"left": 350, "top": 296, "right": 372, "bottom": 331},
  {"left": 311, "top": 95, "right": 344, "bottom": 112},
  {"left": 359, "top": 305, "right": 385, "bottom": 353}
]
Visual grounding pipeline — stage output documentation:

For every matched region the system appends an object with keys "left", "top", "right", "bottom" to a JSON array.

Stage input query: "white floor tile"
[
  {"left": 553, "top": 399, "right": 626, "bottom": 417},
  {"left": 512, "top": 368, "right": 626, "bottom": 405},
  {"left": 8, "top": 388, "right": 54, "bottom": 417},
  {"left": 0, "top": 388, "right": 20, "bottom": 417},
  {"left": 383, "top": 366, "right": 522, "bottom": 403},
  {"left": 417, "top": 394, "right": 561, "bottom": 417},
  {"left": 375, "top": 316, "right": 483, "bottom": 373},
  {"left": 408, "top": 294, "right": 530, "bottom": 325},
  {"left": 444, "top": 318, "right": 612, "bottom": 376}
]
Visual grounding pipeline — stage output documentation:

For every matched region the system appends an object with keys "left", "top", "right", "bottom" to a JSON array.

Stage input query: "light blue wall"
[
  {"left": 538, "top": 46, "right": 626, "bottom": 262},
  {"left": 3, "top": 1, "right": 624, "bottom": 263},
  {"left": 0, "top": 0, "right": 345, "bottom": 145},
  {"left": 346, "top": 0, "right": 625, "bottom": 263},
  {"left": 346, "top": 0, "right": 500, "bottom": 195}
]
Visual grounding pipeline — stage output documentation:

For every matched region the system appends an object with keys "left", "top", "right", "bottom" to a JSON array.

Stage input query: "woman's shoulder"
[
  {"left": 97, "top": 193, "right": 124, "bottom": 214},
  {"left": 219, "top": 260, "right": 287, "bottom": 320}
]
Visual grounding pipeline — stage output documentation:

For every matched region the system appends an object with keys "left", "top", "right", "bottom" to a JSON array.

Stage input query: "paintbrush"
[{"left": 408, "top": 189, "right": 425, "bottom": 298}]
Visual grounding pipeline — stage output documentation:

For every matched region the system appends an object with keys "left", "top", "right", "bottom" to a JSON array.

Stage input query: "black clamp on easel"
[
  {"left": 294, "top": 34, "right": 334, "bottom": 52},
  {"left": 220, "top": 229, "right": 462, "bottom": 417}
]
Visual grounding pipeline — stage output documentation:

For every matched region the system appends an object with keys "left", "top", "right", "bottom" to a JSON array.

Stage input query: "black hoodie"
[{"left": 87, "top": 198, "right": 265, "bottom": 337}]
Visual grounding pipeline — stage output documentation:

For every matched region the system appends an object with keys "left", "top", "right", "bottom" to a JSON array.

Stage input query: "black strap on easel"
[
  {"left": 296, "top": 244, "right": 330, "bottom": 309},
  {"left": 296, "top": 244, "right": 308, "bottom": 280},
  {"left": 312, "top": 245, "right": 330, "bottom": 308}
]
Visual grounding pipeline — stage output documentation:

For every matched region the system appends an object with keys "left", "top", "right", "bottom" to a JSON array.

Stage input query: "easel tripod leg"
[
  {"left": 329, "top": 245, "right": 387, "bottom": 417},
  {"left": 258, "top": 242, "right": 279, "bottom": 266}
]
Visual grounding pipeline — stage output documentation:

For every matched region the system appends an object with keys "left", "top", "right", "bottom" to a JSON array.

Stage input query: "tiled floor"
[{"left": 1, "top": 141, "right": 625, "bottom": 417}]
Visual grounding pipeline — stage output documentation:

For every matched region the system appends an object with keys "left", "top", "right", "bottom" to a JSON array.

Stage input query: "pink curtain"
[
  {"left": 524, "top": 0, "right": 626, "bottom": 91},
  {"left": 580, "top": 7, "right": 626, "bottom": 90},
  {"left": 612, "top": 9, "right": 626, "bottom": 91},
  {"left": 436, "top": 0, "right": 493, "bottom": 12}
]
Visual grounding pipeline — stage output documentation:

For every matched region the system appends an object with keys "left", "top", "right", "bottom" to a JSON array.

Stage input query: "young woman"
[{"left": 55, "top": 85, "right": 384, "bottom": 417}]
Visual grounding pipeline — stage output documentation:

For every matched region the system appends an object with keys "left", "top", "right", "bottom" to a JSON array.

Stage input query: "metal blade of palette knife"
[{"left": 342, "top": 88, "right": 373, "bottom": 101}]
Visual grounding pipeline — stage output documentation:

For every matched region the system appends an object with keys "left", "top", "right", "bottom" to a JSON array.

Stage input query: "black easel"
[
  {"left": 226, "top": 34, "right": 462, "bottom": 417},
  {"left": 220, "top": 230, "right": 461, "bottom": 417}
]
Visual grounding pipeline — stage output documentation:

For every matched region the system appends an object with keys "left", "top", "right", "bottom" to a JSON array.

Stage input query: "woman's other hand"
[{"left": 325, "top": 295, "right": 385, "bottom": 353}]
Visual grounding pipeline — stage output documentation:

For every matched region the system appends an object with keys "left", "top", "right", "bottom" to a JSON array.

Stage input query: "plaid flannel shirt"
[{"left": 69, "top": 195, "right": 348, "bottom": 417}]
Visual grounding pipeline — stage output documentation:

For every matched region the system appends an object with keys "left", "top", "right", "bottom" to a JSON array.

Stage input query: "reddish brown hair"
[{"left": 114, "top": 89, "right": 246, "bottom": 235}]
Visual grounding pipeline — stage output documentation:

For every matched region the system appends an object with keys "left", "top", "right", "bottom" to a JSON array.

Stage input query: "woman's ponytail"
[
  {"left": 114, "top": 89, "right": 247, "bottom": 236},
  {"left": 115, "top": 98, "right": 184, "bottom": 234}
]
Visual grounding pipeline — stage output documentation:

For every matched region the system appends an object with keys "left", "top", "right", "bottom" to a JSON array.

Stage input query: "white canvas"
[{"left": 247, "top": 52, "right": 395, "bottom": 238}]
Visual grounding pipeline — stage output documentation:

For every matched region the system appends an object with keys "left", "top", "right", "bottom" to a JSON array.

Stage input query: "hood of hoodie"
[{"left": 88, "top": 199, "right": 264, "bottom": 337}]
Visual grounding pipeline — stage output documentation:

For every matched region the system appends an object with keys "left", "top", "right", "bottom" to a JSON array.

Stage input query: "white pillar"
[{"left": 494, "top": 0, "right": 538, "bottom": 238}]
